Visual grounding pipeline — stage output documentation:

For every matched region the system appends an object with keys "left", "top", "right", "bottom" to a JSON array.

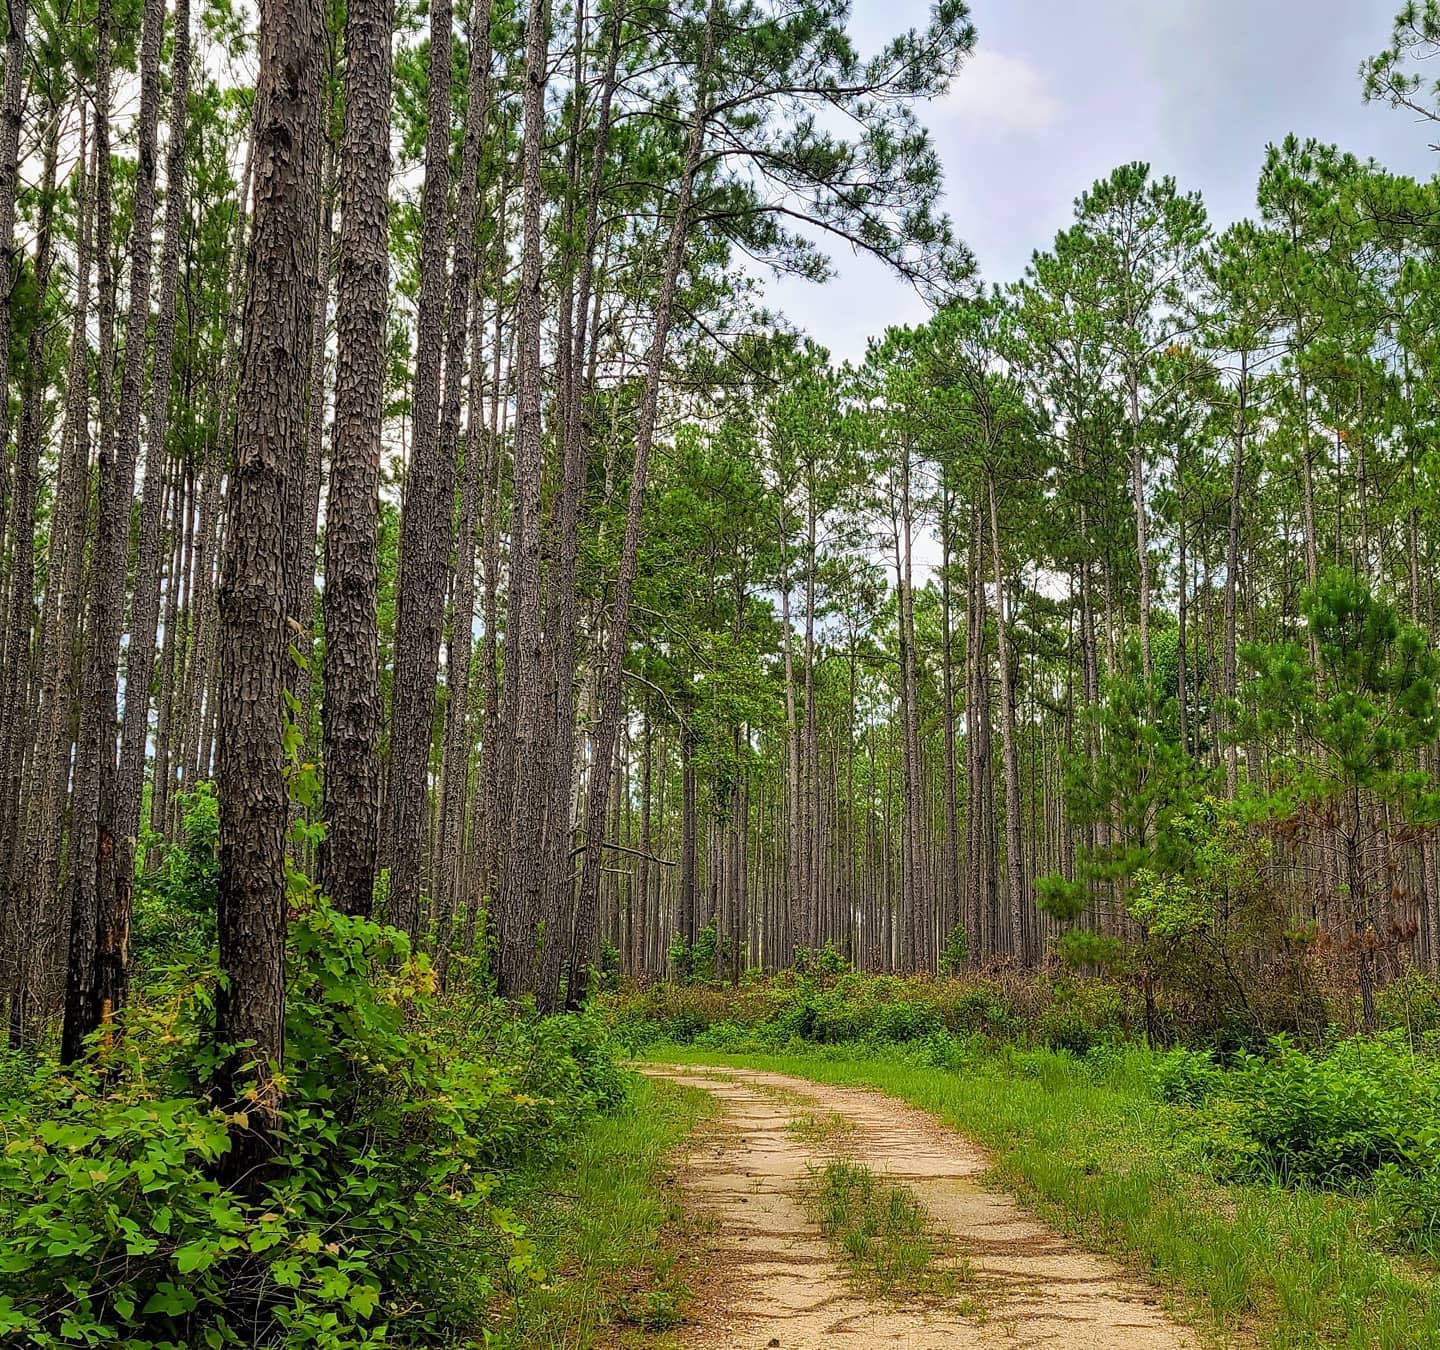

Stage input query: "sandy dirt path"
[{"left": 643, "top": 1065, "right": 1197, "bottom": 1350}]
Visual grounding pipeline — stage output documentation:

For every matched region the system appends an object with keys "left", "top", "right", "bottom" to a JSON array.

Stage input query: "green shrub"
[
  {"left": 793, "top": 942, "right": 851, "bottom": 977},
  {"left": 937, "top": 923, "right": 969, "bottom": 975},
  {"left": 1376, "top": 969, "right": 1440, "bottom": 1048},
  {"left": 1373, "top": 1141, "right": 1440, "bottom": 1259},
  {"left": 0, "top": 901, "right": 622, "bottom": 1348},
  {"left": 668, "top": 923, "right": 725, "bottom": 983},
  {"left": 1196, "top": 1033, "right": 1440, "bottom": 1187},
  {"left": 1149, "top": 1046, "right": 1223, "bottom": 1106}
]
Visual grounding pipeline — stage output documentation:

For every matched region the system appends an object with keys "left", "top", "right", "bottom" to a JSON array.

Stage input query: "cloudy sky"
[{"left": 770, "top": 0, "right": 1439, "bottom": 362}]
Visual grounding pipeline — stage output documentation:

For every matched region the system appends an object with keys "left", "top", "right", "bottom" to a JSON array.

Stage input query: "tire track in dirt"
[{"left": 643, "top": 1065, "right": 1197, "bottom": 1349}]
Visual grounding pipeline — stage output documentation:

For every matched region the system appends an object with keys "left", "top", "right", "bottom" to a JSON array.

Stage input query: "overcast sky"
[{"left": 769, "top": 0, "right": 1439, "bottom": 363}]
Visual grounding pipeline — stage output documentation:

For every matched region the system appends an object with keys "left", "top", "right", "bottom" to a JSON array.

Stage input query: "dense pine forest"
[{"left": 5, "top": 0, "right": 1440, "bottom": 1344}]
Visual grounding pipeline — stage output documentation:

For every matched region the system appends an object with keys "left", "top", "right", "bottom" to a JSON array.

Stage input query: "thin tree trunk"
[
  {"left": 1223, "top": 352, "right": 1247, "bottom": 800},
  {"left": 29, "top": 113, "right": 92, "bottom": 1011},
  {"left": 493, "top": 0, "right": 556, "bottom": 996},
  {"left": 430, "top": 0, "right": 495, "bottom": 968},
  {"left": 383, "top": 0, "right": 456, "bottom": 940},
  {"left": 61, "top": 0, "right": 116, "bottom": 1062},
  {"left": 988, "top": 469, "right": 1026, "bottom": 963},
  {"left": 110, "top": 0, "right": 194, "bottom": 988}
]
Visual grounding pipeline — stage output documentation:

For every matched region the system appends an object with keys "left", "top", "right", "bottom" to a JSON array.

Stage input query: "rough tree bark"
[
  {"left": 61, "top": 0, "right": 115, "bottom": 1063},
  {"left": 214, "top": 0, "right": 324, "bottom": 1163},
  {"left": 493, "top": 0, "right": 554, "bottom": 996},
  {"left": 319, "top": 0, "right": 394, "bottom": 919}
]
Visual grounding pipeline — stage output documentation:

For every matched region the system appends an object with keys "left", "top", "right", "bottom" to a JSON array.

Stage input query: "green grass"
[
  {"left": 486, "top": 1072, "right": 716, "bottom": 1349},
  {"left": 801, "top": 1158, "right": 969, "bottom": 1304},
  {"left": 785, "top": 1108, "right": 857, "bottom": 1147},
  {"left": 642, "top": 1045, "right": 1440, "bottom": 1350}
]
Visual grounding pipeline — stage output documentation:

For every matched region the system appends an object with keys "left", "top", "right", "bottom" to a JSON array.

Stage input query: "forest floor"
[{"left": 639, "top": 1064, "right": 1199, "bottom": 1350}]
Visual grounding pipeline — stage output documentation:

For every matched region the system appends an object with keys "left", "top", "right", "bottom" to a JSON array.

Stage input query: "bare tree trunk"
[
  {"left": 802, "top": 486, "right": 819, "bottom": 949},
  {"left": 465, "top": 282, "right": 510, "bottom": 946},
  {"left": 1127, "top": 368, "right": 1151, "bottom": 682},
  {"left": 988, "top": 470, "right": 1026, "bottom": 963},
  {"left": 59, "top": 0, "right": 166, "bottom": 1052},
  {"left": 1223, "top": 352, "right": 1247, "bottom": 800},
  {"left": 383, "top": 0, "right": 456, "bottom": 940},
  {"left": 61, "top": 2, "right": 116, "bottom": 1062},
  {"left": 288, "top": 138, "right": 337, "bottom": 737},
  {"left": 29, "top": 112, "right": 92, "bottom": 1011},
  {"left": 111, "top": 0, "right": 194, "bottom": 981},
  {"left": 182, "top": 124, "right": 255, "bottom": 801},
  {"left": 895, "top": 450, "right": 923, "bottom": 970},
  {"left": 214, "top": 0, "right": 324, "bottom": 1166},
  {"left": 429, "top": 0, "right": 495, "bottom": 969},
  {"left": 940, "top": 488, "right": 960, "bottom": 954},
  {"left": 493, "top": 0, "right": 555, "bottom": 996},
  {"left": 319, "top": 0, "right": 394, "bottom": 920},
  {"left": 779, "top": 509, "right": 801, "bottom": 959},
  {"left": 536, "top": 0, "right": 626, "bottom": 1004},
  {"left": 2, "top": 107, "right": 58, "bottom": 1027}
]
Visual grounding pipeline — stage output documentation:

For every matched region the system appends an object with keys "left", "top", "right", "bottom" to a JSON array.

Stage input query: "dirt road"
[{"left": 642, "top": 1065, "right": 1197, "bottom": 1350}]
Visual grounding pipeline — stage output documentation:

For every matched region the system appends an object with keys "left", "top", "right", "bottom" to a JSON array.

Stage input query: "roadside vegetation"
[
  {"left": 0, "top": 796, "right": 633, "bottom": 1349},
  {"left": 487, "top": 1076, "right": 715, "bottom": 1350}
]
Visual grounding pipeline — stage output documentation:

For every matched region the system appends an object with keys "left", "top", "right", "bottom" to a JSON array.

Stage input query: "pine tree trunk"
[
  {"left": 1, "top": 110, "right": 57, "bottom": 1029},
  {"left": 1128, "top": 367, "right": 1151, "bottom": 683},
  {"left": 28, "top": 113, "right": 91, "bottom": 1007},
  {"left": 1223, "top": 354, "right": 1247, "bottom": 801},
  {"left": 88, "top": 0, "right": 168, "bottom": 1036},
  {"left": 61, "top": 3, "right": 115, "bottom": 1062},
  {"left": 430, "top": 0, "right": 495, "bottom": 965},
  {"left": 214, "top": 0, "right": 325, "bottom": 1161},
  {"left": 319, "top": 0, "right": 394, "bottom": 921},
  {"left": 288, "top": 139, "right": 337, "bottom": 739},
  {"left": 536, "top": 0, "right": 625, "bottom": 1004},
  {"left": 988, "top": 470, "right": 1027, "bottom": 964},
  {"left": 939, "top": 489, "right": 960, "bottom": 955},
  {"left": 110, "top": 0, "right": 194, "bottom": 983},
  {"left": 383, "top": 0, "right": 456, "bottom": 940},
  {"left": 493, "top": 0, "right": 555, "bottom": 996}
]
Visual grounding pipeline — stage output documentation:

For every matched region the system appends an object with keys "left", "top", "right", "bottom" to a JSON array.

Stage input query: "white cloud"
[{"left": 938, "top": 48, "right": 1062, "bottom": 134}]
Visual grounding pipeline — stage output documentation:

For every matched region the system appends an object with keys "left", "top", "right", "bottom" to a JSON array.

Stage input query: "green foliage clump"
[
  {"left": 0, "top": 901, "right": 623, "bottom": 1348},
  {"left": 1036, "top": 979, "right": 1128, "bottom": 1055},
  {"left": 937, "top": 924, "right": 968, "bottom": 975},
  {"left": 793, "top": 941, "right": 851, "bottom": 977},
  {"left": 603, "top": 969, "right": 1133, "bottom": 1058},
  {"left": 1201, "top": 1033, "right": 1440, "bottom": 1187},
  {"left": 668, "top": 923, "right": 726, "bottom": 983},
  {"left": 1376, "top": 967, "right": 1440, "bottom": 1046},
  {"left": 133, "top": 785, "right": 220, "bottom": 973},
  {"left": 1373, "top": 1142, "right": 1440, "bottom": 1260},
  {"left": 1148, "top": 1046, "right": 1224, "bottom": 1106},
  {"left": 1147, "top": 1029, "right": 1440, "bottom": 1260}
]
